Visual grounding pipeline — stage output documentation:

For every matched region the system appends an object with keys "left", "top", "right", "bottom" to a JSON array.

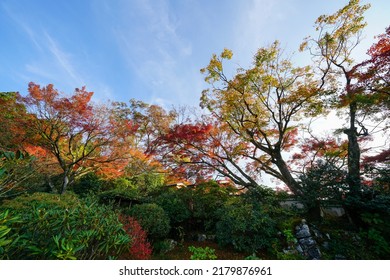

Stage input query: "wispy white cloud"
[
  {"left": 1, "top": 2, "right": 43, "bottom": 51},
  {"left": 43, "top": 31, "right": 84, "bottom": 86},
  {"left": 108, "top": 0, "right": 195, "bottom": 104},
  {"left": 2, "top": 2, "right": 85, "bottom": 92},
  {"left": 25, "top": 64, "right": 56, "bottom": 80}
]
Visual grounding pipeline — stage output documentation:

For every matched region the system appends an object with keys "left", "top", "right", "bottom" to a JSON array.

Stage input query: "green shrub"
[
  {"left": 216, "top": 201, "right": 277, "bottom": 253},
  {"left": 297, "top": 161, "right": 348, "bottom": 209},
  {"left": 99, "top": 187, "right": 141, "bottom": 207},
  {"left": 126, "top": 203, "right": 170, "bottom": 241},
  {"left": 127, "top": 173, "right": 165, "bottom": 195},
  {"left": 191, "top": 181, "right": 235, "bottom": 232},
  {"left": 154, "top": 190, "right": 191, "bottom": 225},
  {"left": 0, "top": 150, "right": 42, "bottom": 199},
  {"left": 361, "top": 228, "right": 390, "bottom": 259},
  {"left": 0, "top": 210, "right": 21, "bottom": 258},
  {"left": 188, "top": 246, "right": 217, "bottom": 260},
  {"left": 0, "top": 192, "right": 131, "bottom": 259},
  {"left": 71, "top": 173, "right": 104, "bottom": 197},
  {"left": 1, "top": 192, "right": 80, "bottom": 211}
]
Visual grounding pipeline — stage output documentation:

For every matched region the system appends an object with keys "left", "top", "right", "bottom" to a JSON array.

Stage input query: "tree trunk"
[
  {"left": 274, "top": 153, "right": 302, "bottom": 195},
  {"left": 344, "top": 100, "right": 361, "bottom": 196},
  {"left": 60, "top": 171, "right": 70, "bottom": 194}
]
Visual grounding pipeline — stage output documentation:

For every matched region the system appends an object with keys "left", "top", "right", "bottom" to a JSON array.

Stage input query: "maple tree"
[
  {"left": 151, "top": 118, "right": 238, "bottom": 184},
  {"left": 18, "top": 82, "right": 137, "bottom": 194},
  {"left": 300, "top": 0, "right": 372, "bottom": 195},
  {"left": 351, "top": 25, "right": 390, "bottom": 171},
  {"left": 110, "top": 99, "right": 177, "bottom": 183},
  {"left": 352, "top": 26, "right": 390, "bottom": 107},
  {"left": 152, "top": 42, "right": 328, "bottom": 194},
  {"left": 291, "top": 136, "right": 349, "bottom": 177},
  {"left": 0, "top": 92, "right": 29, "bottom": 151},
  {"left": 153, "top": 1, "right": 389, "bottom": 200},
  {"left": 199, "top": 42, "right": 330, "bottom": 195}
]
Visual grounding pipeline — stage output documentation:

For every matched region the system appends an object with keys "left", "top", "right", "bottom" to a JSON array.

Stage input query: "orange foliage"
[{"left": 18, "top": 83, "right": 139, "bottom": 193}]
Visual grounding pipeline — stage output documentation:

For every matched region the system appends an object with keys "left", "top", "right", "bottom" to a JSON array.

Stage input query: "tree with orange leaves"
[
  {"left": 18, "top": 82, "right": 138, "bottom": 194},
  {"left": 0, "top": 91, "right": 30, "bottom": 151}
]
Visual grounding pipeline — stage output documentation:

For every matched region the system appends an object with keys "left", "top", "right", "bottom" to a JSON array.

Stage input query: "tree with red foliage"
[
  {"left": 151, "top": 119, "right": 238, "bottom": 184},
  {"left": 18, "top": 83, "right": 138, "bottom": 194},
  {"left": 111, "top": 99, "right": 177, "bottom": 180},
  {"left": 351, "top": 26, "right": 390, "bottom": 176},
  {"left": 291, "top": 137, "right": 349, "bottom": 177},
  {"left": 352, "top": 26, "right": 390, "bottom": 103}
]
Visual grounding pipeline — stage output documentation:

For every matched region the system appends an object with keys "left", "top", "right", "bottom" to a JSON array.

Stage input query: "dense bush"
[
  {"left": 216, "top": 200, "right": 277, "bottom": 253},
  {"left": 71, "top": 173, "right": 104, "bottom": 197},
  {"left": 119, "top": 214, "right": 152, "bottom": 260},
  {"left": 0, "top": 210, "right": 20, "bottom": 257},
  {"left": 298, "top": 161, "right": 348, "bottom": 209},
  {"left": 191, "top": 181, "right": 235, "bottom": 232},
  {"left": 0, "top": 150, "right": 42, "bottom": 199},
  {"left": 98, "top": 174, "right": 166, "bottom": 207},
  {"left": 0, "top": 192, "right": 131, "bottom": 259},
  {"left": 154, "top": 190, "right": 191, "bottom": 225},
  {"left": 99, "top": 187, "right": 141, "bottom": 208},
  {"left": 126, "top": 203, "right": 170, "bottom": 241},
  {"left": 127, "top": 173, "right": 165, "bottom": 195}
]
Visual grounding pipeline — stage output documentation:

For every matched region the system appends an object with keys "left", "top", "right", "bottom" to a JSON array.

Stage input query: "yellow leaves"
[
  {"left": 254, "top": 42, "right": 279, "bottom": 67},
  {"left": 308, "top": 0, "right": 371, "bottom": 64},
  {"left": 200, "top": 49, "right": 233, "bottom": 84},
  {"left": 201, "top": 54, "right": 223, "bottom": 83},
  {"left": 299, "top": 40, "right": 308, "bottom": 52},
  {"left": 221, "top": 48, "right": 233, "bottom": 60}
]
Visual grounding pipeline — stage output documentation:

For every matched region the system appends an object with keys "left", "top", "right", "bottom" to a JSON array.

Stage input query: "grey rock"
[
  {"left": 307, "top": 247, "right": 322, "bottom": 260},
  {"left": 299, "top": 237, "right": 317, "bottom": 247},
  {"left": 296, "top": 228, "right": 311, "bottom": 239},
  {"left": 296, "top": 244, "right": 304, "bottom": 254},
  {"left": 197, "top": 234, "right": 207, "bottom": 242}
]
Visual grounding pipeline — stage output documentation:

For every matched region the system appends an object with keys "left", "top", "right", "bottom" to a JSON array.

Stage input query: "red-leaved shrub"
[{"left": 119, "top": 214, "right": 152, "bottom": 260}]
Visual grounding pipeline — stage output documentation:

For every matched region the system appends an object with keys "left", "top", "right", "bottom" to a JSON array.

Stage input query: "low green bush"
[
  {"left": 0, "top": 192, "right": 131, "bottom": 259},
  {"left": 188, "top": 246, "right": 217, "bottom": 260},
  {"left": 0, "top": 210, "right": 21, "bottom": 257},
  {"left": 216, "top": 201, "right": 277, "bottom": 254},
  {"left": 126, "top": 203, "right": 170, "bottom": 241}
]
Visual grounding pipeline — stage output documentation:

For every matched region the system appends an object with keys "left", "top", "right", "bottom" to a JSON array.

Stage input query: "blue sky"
[{"left": 1, "top": 0, "right": 389, "bottom": 108}]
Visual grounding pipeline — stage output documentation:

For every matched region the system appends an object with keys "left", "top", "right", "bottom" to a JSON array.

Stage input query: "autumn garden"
[{"left": 1, "top": 1, "right": 389, "bottom": 260}]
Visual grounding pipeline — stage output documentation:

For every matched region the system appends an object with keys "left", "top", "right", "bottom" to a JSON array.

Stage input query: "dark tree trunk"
[
  {"left": 274, "top": 153, "right": 302, "bottom": 196},
  {"left": 344, "top": 100, "right": 361, "bottom": 196}
]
